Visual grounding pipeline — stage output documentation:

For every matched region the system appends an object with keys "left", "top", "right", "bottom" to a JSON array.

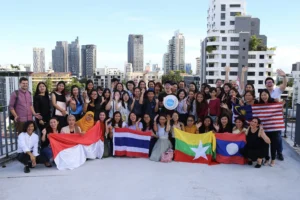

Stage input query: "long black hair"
[
  {"left": 111, "top": 111, "right": 123, "bottom": 128},
  {"left": 128, "top": 112, "right": 138, "bottom": 127},
  {"left": 85, "top": 79, "right": 94, "bottom": 95},
  {"left": 55, "top": 81, "right": 66, "bottom": 95},
  {"left": 22, "top": 121, "right": 36, "bottom": 133},
  {"left": 142, "top": 113, "right": 154, "bottom": 131},
  {"left": 259, "top": 89, "right": 274, "bottom": 103},
  {"left": 218, "top": 114, "right": 232, "bottom": 133},
  {"left": 121, "top": 91, "right": 131, "bottom": 109},
  {"left": 71, "top": 85, "right": 83, "bottom": 105},
  {"left": 199, "top": 116, "right": 215, "bottom": 133},
  {"left": 35, "top": 82, "right": 49, "bottom": 97},
  {"left": 177, "top": 89, "right": 187, "bottom": 100},
  {"left": 46, "top": 117, "right": 61, "bottom": 133}
]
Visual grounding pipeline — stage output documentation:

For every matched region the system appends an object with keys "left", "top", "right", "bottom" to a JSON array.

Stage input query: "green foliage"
[
  {"left": 10, "top": 64, "right": 20, "bottom": 70},
  {"left": 268, "top": 47, "right": 277, "bottom": 51},
  {"left": 249, "top": 35, "right": 268, "bottom": 51},
  {"left": 65, "top": 78, "right": 85, "bottom": 94},
  {"left": 122, "top": 80, "right": 127, "bottom": 85},
  {"left": 32, "top": 82, "right": 38, "bottom": 96},
  {"left": 235, "top": 13, "right": 242, "bottom": 16},
  {"left": 276, "top": 80, "right": 294, "bottom": 87},
  {"left": 45, "top": 78, "right": 53, "bottom": 92},
  {"left": 79, "top": 78, "right": 87, "bottom": 84},
  {"left": 180, "top": 70, "right": 186, "bottom": 73},
  {"left": 206, "top": 46, "right": 217, "bottom": 53},
  {"left": 209, "top": 37, "right": 216, "bottom": 42},
  {"left": 162, "top": 70, "right": 183, "bottom": 84}
]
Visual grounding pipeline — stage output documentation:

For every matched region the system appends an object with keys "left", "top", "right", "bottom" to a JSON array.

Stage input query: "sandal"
[{"left": 263, "top": 159, "right": 269, "bottom": 166}]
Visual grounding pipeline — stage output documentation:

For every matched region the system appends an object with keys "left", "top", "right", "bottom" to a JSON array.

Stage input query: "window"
[
  {"left": 221, "top": 71, "right": 226, "bottom": 75},
  {"left": 248, "top": 72, "right": 255, "bottom": 76},
  {"left": 260, "top": 55, "right": 265, "bottom": 59},
  {"left": 268, "top": 64, "right": 272, "bottom": 68},
  {"left": 220, "top": 30, "right": 225, "bottom": 33},
  {"left": 221, "top": 63, "right": 226, "bottom": 67},
  {"left": 221, "top": 4, "right": 226, "bottom": 11},
  {"left": 221, "top": 13, "right": 226, "bottom": 20},
  {"left": 230, "top": 46, "right": 239, "bottom": 50},
  {"left": 230, "top": 4, "right": 241, "bottom": 7},
  {"left": 259, "top": 63, "right": 264, "bottom": 68},
  {"left": 231, "top": 37, "right": 239, "bottom": 42},
  {"left": 268, "top": 72, "right": 271, "bottom": 76},
  {"left": 230, "top": 72, "right": 238, "bottom": 75},
  {"left": 230, "top": 21, "right": 235, "bottom": 25},
  {"left": 209, "top": 63, "right": 214, "bottom": 67},
  {"left": 259, "top": 72, "right": 264, "bottom": 76},
  {"left": 209, "top": 72, "right": 214, "bottom": 75},
  {"left": 222, "top": 54, "right": 227, "bottom": 59},
  {"left": 230, "top": 12, "right": 242, "bottom": 16},
  {"left": 248, "top": 63, "right": 255, "bottom": 67},
  {"left": 230, "top": 63, "right": 238, "bottom": 67},
  {"left": 221, "top": 22, "right": 225, "bottom": 26},
  {"left": 208, "top": 80, "right": 214, "bottom": 84},
  {"left": 230, "top": 55, "right": 239, "bottom": 59},
  {"left": 248, "top": 80, "right": 255, "bottom": 84},
  {"left": 222, "top": 46, "right": 227, "bottom": 50},
  {"left": 249, "top": 55, "right": 256, "bottom": 59},
  {"left": 269, "top": 56, "right": 272, "bottom": 59},
  {"left": 222, "top": 37, "right": 227, "bottom": 42}
]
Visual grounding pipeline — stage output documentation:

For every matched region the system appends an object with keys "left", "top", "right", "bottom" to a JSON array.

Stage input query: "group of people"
[{"left": 9, "top": 66, "right": 287, "bottom": 173}]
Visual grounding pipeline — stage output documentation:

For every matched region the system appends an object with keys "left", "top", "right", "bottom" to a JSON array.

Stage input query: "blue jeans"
[
  {"left": 41, "top": 147, "right": 53, "bottom": 160},
  {"left": 277, "top": 131, "right": 283, "bottom": 154}
]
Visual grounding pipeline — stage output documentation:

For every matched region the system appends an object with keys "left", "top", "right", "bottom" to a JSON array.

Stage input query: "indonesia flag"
[
  {"left": 49, "top": 122, "right": 104, "bottom": 170},
  {"left": 113, "top": 128, "right": 152, "bottom": 158}
]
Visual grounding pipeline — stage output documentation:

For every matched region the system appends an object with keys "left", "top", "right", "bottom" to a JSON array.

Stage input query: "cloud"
[{"left": 273, "top": 45, "right": 300, "bottom": 73}]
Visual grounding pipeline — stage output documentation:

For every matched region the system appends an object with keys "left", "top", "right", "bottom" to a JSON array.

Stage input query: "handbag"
[{"left": 160, "top": 149, "right": 174, "bottom": 162}]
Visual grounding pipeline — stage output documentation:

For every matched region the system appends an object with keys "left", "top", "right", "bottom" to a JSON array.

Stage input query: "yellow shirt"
[{"left": 184, "top": 125, "right": 197, "bottom": 134}]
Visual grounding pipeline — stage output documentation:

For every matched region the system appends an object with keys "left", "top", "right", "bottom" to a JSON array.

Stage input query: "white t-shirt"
[
  {"left": 270, "top": 87, "right": 283, "bottom": 100},
  {"left": 127, "top": 122, "right": 143, "bottom": 130}
]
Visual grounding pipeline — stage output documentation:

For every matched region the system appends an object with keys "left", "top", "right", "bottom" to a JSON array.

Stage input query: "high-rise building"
[
  {"left": 152, "top": 64, "right": 159, "bottom": 72},
  {"left": 201, "top": 0, "right": 275, "bottom": 93},
  {"left": 163, "top": 30, "right": 185, "bottom": 74},
  {"left": 185, "top": 63, "right": 192, "bottom": 74},
  {"left": 125, "top": 63, "right": 133, "bottom": 74},
  {"left": 52, "top": 41, "right": 68, "bottom": 72},
  {"left": 81, "top": 45, "right": 97, "bottom": 78},
  {"left": 196, "top": 57, "right": 201, "bottom": 75},
  {"left": 68, "top": 37, "right": 80, "bottom": 77},
  {"left": 33, "top": 48, "right": 45, "bottom": 72},
  {"left": 128, "top": 34, "right": 144, "bottom": 72},
  {"left": 292, "top": 62, "right": 300, "bottom": 107}
]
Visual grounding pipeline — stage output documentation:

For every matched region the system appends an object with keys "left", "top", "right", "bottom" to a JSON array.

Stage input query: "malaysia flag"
[
  {"left": 113, "top": 128, "right": 152, "bottom": 158},
  {"left": 215, "top": 133, "right": 246, "bottom": 165}
]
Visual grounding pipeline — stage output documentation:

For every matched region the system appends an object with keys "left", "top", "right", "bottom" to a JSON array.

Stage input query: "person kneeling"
[{"left": 17, "top": 121, "right": 52, "bottom": 173}]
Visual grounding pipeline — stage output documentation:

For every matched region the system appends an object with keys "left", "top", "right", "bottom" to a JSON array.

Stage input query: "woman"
[
  {"left": 69, "top": 85, "right": 83, "bottom": 120},
  {"left": 83, "top": 79, "right": 94, "bottom": 100},
  {"left": 214, "top": 115, "right": 232, "bottom": 133},
  {"left": 148, "top": 80, "right": 155, "bottom": 90},
  {"left": 17, "top": 121, "right": 51, "bottom": 173},
  {"left": 115, "top": 83, "right": 124, "bottom": 94},
  {"left": 189, "top": 82, "right": 198, "bottom": 93},
  {"left": 107, "top": 111, "right": 127, "bottom": 139},
  {"left": 195, "top": 93, "right": 208, "bottom": 122},
  {"left": 142, "top": 113, "right": 156, "bottom": 156},
  {"left": 138, "top": 80, "right": 147, "bottom": 91},
  {"left": 208, "top": 87, "right": 221, "bottom": 123},
  {"left": 170, "top": 111, "right": 185, "bottom": 149},
  {"left": 83, "top": 89, "right": 98, "bottom": 114},
  {"left": 125, "top": 81, "right": 135, "bottom": 98},
  {"left": 154, "top": 82, "right": 163, "bottom": 98},
  {"left": 187, "top": 90, "right": 196, "bottom": 118},
  {"left": 97, "top": 86, "right": 104, "bottom": 97},
  {"left": 245, "top": 83, "right": 255, "bottom": 93},
  {"left": 150, "top": 114, "right": 172, "bottom": 162},
  {"left": 184, "top": 115, "right": 200, "bottom": 134},
  {"left": 120, "top": 91, "right": 131, "bottom": 123},
  {"left": 76, "top": 111, "right": 95, "bottom": 133},
  {"left": 41, "top": 118, "right": 61, "bottom": 161},
  {"left": 34, "top": 82, "right": 51, "bottom": 131},
  {"left": 51, "top": 81, "right": 68, "bottom": 127},
  {"left": 220, "top": 83, "right": 232, "bottom": 120},
  {"left": 98, "top": 111, "right": 110, "bottom": 158},
  {"left": 243, "top": 91, "right": 258, "bottom": 106},
  {"left": 61, "top": 115, "right": 82, "bottom": 134},
  {"left": 127, "top": 112, "right": 143, "bottom": 131},
  {"left": 232, "top": 117, "right": 247, "bottom": 134},
  {"left": 243, "top": 117, "right": 270, "bottom": 168},
  {"left": 204, "top": 85, "right": 211, "bottom": 99},
  {"left": 258, "top": 89, "right": 277, "bottom": 166},
  {"left": 106, "top": 91, "right": 122, "bottom": 118},
  {"left": 101, "top": 88, "right": 112, "bottom": 115},
  {"left": 198, "top": 116, "right": 215, "bottom": 134},
  {"left": 176, "top": 89, "right": 188, "bottom": 123}
]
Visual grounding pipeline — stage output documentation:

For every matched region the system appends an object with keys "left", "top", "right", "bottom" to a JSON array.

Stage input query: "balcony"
[
  {"left": 266, "top": 59, "right": 274, "bottom": 64},
  {"left": 207, "top": 58, "right": 220, "bottom": 63},
  {"left": 266, "top": 50, "right": 276, "bottom": 55},
  {"left": 206, "top": 67, "right": 222, "bottom": 71}
]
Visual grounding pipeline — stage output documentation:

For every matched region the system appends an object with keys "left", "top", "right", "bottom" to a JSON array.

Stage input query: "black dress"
[
  {"left": 34, "top": 94, "right": 51, "bottom": 131},
  {"left": 52, "top": 92, "right": 67, "bottom": 127},
  {"left": 244, "top": 129, "right": 268, "bottom": 160}
]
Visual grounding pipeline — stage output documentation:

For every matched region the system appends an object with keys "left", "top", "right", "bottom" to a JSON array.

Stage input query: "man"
[
  {"left": 158, "top": 81, "right": 174, "bottom": 116},
  {"left": 178, "top": 81, "right": 186, "bottom": 90},
  {"left": 111, "top": 78, "right": 119, "bottom": 92},
  {"left": 215, "top": 79, "right": 223, "bottom": 88},
  {"left": 171, "top": 82, "right": 178, "bottom": 95},
  {"left": 126, "top": 80, "right": 135, "bottom": 98},
  {"left": 9, "top": 77, "right": 41, "bottom": 133},
  {"left": 130, "top": 87, "right": 143, "bottom": 118},
  {"left": 265, "top": 69, "right": 287, "bottom": 161},
  {"left": 140, "top": 89, "right": 159, "bottom": 120}
]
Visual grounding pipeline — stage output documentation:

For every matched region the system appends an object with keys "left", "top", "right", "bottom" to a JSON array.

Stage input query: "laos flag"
[{"left": 215, "top": 133, "right": 246, "bottom": 165}]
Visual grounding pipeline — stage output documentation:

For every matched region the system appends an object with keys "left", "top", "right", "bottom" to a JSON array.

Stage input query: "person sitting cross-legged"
[{"left": 17, "top": 121, "right": 52, "bottom": 173}]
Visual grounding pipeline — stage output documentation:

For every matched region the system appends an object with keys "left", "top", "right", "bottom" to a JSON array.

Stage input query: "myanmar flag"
[{"left": 174, "top": 128, "right": 216, "bottom": 165}]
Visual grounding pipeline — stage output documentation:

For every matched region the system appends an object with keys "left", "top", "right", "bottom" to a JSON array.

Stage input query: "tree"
[
  {"left": 162, "top": 70, "right": 183, "bottom": 84},
  {"left": 32, "top": 82, "right": 38, "bottom": 96},
  {"left": 249, "top": 35, "right": 262, "bottom": 51},
  {"left": 206, "top": 45, "right": 217, "bottom": 53},
  {"left": 45, "top": 78, "right": 53, "bottom": 93},
  {"left": 79, "top": 77, "right": 87, "bottom": 84}
]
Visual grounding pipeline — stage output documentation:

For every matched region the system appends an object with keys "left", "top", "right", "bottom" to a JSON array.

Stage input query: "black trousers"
[
  {"left": 265, "top": 132, "right": 278, "bottom": 161},
  {"left": 17, "top": 153, "right": 48, "bottom": 166},
  {"left": 148, "top": 137, "right": 158, "bottom": 157}
]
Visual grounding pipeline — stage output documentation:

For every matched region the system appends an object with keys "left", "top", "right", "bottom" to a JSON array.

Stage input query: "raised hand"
[
  {"left": 166, "top": 115, "right": 171, "bottom": 121},
  {"left": 85, "top": 98, "right": 91, "bottom": 104},
  {"left": 42, "top": 128, "right": 47, "bottom": 135},
  {"left": 225, "top": 66, "right": 231, "bottom": 72},
  {"left": 242, "top": 66, "right": 248, "bottom": 72},
  {"left": 154, "top": 114, "right": 159, "bottom": 121},
  {"left": 137, "top": 118, "right": 142, "bottom": 123},
  {"left": 277, "top": 69, "right": 286, "bottom": 77},
  {"left": 196, "top": 122, "right": 202, "bottom": 129},
  {"left": 213, "top": 123, "right": 220, "bottom": 132}
]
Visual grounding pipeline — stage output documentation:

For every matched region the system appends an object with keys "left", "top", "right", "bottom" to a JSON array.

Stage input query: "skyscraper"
[
  {"left": 185, "top": 63, "right": 192, "bottom": 74},
  {"left": 68, "top": 37, "right": 80, "bottom": 76},
  {"left": 81, "top": 45, "right": 97, "bottom": 78},
  {"left": 196, "top": 57, "right": 201, "bottom": 75},
  {"left": 33, "top": 48, "right": 45, "bottom": 72},
  {"left": 201, "top": 0, "right": 275, "bottom": 93},
  {"left": 128, "top": 34, "right": 144, "bottom": 72},
  {"left": 52, "top": 41, "right": 68, "bottom": 72},
  {"left": 163, "top": 30, "right": 185, "bottom": 74}
]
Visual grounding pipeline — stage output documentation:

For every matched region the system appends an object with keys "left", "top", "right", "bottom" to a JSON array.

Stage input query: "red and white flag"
[{"left": 49, "top": 121, "right": 104, "bottom": 170}]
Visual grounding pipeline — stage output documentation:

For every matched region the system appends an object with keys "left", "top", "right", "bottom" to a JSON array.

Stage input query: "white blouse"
[{"left": 17, "top": 132, "right": 39, "bottom": 156}]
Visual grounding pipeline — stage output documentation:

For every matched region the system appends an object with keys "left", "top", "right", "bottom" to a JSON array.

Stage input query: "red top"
[
  {"left": 197, "top": 106, "right": 208, "bottom": 121},
  {"left": 208, "top": 98, "right": 221, "bottom": 116}
]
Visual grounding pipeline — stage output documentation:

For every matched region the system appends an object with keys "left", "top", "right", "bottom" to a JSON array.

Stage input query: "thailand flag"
[
  {"left": 215, "top": 133, "right": 246, "bottom": 165},
  {"left": 113, "top": 128, "right": 152, "bottom": 158},
  {"left": 49, "top": 122, "right": 104, "bottom": 170}
]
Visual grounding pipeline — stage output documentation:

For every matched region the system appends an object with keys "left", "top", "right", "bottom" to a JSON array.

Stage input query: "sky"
[{"left": 0, "top": 0, "right": 300, "bottom": 73}]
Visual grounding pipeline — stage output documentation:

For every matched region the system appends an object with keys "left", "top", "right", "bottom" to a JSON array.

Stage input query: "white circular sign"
[
  {"left": 226, "top": 143, "right": 239, "bottom": 155},
  {"left": 163, "top": 95, "right": 178, "bottom": 110}
]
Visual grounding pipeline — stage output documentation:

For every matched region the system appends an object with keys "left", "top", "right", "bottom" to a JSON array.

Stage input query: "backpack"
[{"left": 9, "top": 90, "right": 19, "bottom": 120}]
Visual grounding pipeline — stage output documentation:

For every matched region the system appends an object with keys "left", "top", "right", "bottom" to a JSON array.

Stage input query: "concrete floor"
[{"left": 1, "top": 142, "right": 300, "bottom": 200}]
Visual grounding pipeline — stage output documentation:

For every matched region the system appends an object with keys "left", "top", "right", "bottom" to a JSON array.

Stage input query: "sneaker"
[
  {"left": 277, "top": 154, "right": 284, "bottom": 161},
  {"left": 24, "top": 166, "right": 30, "bottom": 173}
]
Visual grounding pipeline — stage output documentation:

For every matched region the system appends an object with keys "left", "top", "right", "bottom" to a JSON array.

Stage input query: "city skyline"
[{"left": 0, "top": 0, "right": 300, "bottom": 73}]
